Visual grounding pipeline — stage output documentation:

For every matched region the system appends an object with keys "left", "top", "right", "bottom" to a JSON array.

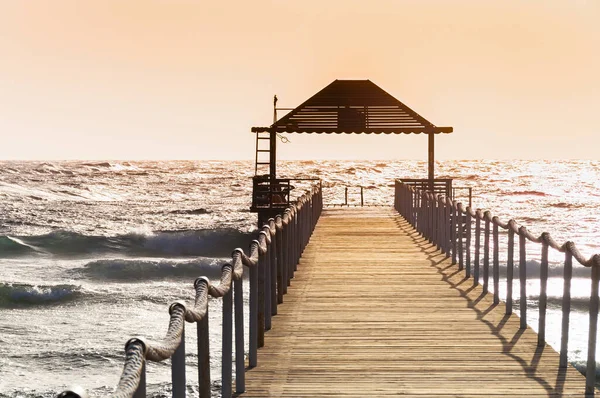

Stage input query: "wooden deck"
[{"left": 241, "top": 208, "right": 588, "bottom": 397}]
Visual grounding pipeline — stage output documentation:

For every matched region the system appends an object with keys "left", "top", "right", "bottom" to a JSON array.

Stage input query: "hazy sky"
[{"left": 1, "top": 0, "right": 599, "bottom": 160}]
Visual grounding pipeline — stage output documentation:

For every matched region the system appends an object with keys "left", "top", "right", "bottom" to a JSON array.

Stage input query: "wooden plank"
[{"left": 240, "top": 208, "right": 590, "bottom": 397}]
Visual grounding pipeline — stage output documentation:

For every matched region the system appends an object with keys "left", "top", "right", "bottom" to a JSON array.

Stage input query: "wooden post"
[
  {"left": 257, "top": 250, "right": 265, "bottom": 345},
  {"left": 221, "top": 287, "right": 233, "bottom": 397},
  {"left": 465, "top": 211, "right": 471, "bottom": 278},
  {"left": 493, "top": 222, "right": 499, "bottom": 304},
  {"left": 250, "top": 258, "right": 260, "bottom": 360},
  {"left": 451, "top": 202, "right": 457, "bottom": 265},
  {"left": 133, "top": 362, "right": 146, "bottom": 398},
  {"left": 586, "top": 264, "right": 600, "bottom": 396},
  {"left": 270, "top": 230, "right": 278, "bottom": 315},
  {"left": 483, "top": 216, "right": 490, "bottom": 294},
  {"left": 474, "top": 215, "right": 481, "bottom": 286},
  {"left": 519, "top": 230, "right": 527, "bottom": 329},
  {"left": 538, "top": 240, "right": 549, "bottom": 347},
  {"left": 171, "top": 307, "right": 186, "bottom": 398},
  {"left": 457, "top": 205, "right": 463, "bottom": 270},
  {"left": 276, "top": 225, "right": 284, "bottom": 304},
  {"left": 506, "top": 228, "right": 514, "bottom": 315},
  {"left": 197, "top": 293, "right": 210, "bottom": 398},
  {"left": 428, "top": 133, "right": 434, "bottom": 192},
  {"left": 264, "top": 241, "right": 272, "bottom": 330},
  {"left": 560, "top": 251, "right": 573, "bottom": 368},
  {"left": 234, "top": 278, "right": 245, "bottom": 393}
]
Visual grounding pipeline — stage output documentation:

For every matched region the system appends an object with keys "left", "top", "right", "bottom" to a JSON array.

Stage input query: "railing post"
[
  {"left": 586, "top": 262, "right": 600, "bottom": 396},
  {"left": 234, "top": 277, "right": 245, "bottom": 393},
  {"left": 196, "top": 279, "right": 211, "bottom": 398},
  {"left": 519, "top": 228, "right": 527, "bottom": 329},
  {"left": 506, "top": 226, "right": 515, "bottom": 315},
  {"left": 133, "top": 361, "right": 146, "bottom": 398},
  {"left": 559, "top": 249, "right": 573, "bottom": 368},
  {"left": 457, "top": 204, "right": 463, "bottom": 270},
  {"left": 264, "top": 230, "right": 273, "bottom": 329},
  {"left": 293, "top": 210, "right": 299, "bottom": 271},
  {"left": 428, "top": 194, "right": 433, "bottom": 241},
  {"left": 429, "top": 192, "right": 439, "bottom": 248},
  {"left": 538, "top": 237, "right": 549, "bottom": 347},
  {"left": 276, "top": 219, "right": 284, "bottom": 303},
  {"left": 483, "top": 213, "right": 490, "bottom": 294},
  {"left": 360, "top": 186, "right": 364, "bottom": 207},
  {"left": 257, "top": 235, "right": 266, "bottom": 344},
  {"left": 170, "top": 303, "right": 186, "bottom": 398},
  {"left": 270, "top": 222, "right": 278, "bottom": 315},
  {"left": 285, "top": 210, "right": 294, "bottom": 281},
  {"left": 474, "top": 212, "right": 481, "bottom": 286},
  {"left": 492, "top": 220, "right": 499, "bottom": 304},
  {"left": 442, "top": 199, "right": 448, "bottom": 254},
  {"left": 250, "top": 250, "right": 260, "bottom": 360},
  {"left": 221, "top": 284, "right": 233, "bottom": 397},
  {"left": 465, "top": 209, "right": 471, "bottom": 278},
  {"left": 451, "top": 201, "right": 457, "bottom": 264},
  {"left": 438, "top": 197, "right": 444, "bottom": 252}
]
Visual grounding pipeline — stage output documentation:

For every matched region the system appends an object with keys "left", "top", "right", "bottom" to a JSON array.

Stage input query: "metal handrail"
[
  {"left": 394, "top": 180, "right": 600, "bottom": 396},
  {"left": 58, "top": 185, "right": 323, "bottom": 398}
]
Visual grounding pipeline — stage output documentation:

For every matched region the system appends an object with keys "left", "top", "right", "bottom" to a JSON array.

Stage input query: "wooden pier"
[
  {"left": 59, "top": 79, "right": 600, "bottom": 397},
  {"left": 242, "top": 207, "right": 587, "bottom": 397}
]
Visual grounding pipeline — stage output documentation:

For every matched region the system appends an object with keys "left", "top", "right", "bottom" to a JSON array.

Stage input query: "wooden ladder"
[{"left": 254, "top": 131, "right": 271, "bottom": 175}]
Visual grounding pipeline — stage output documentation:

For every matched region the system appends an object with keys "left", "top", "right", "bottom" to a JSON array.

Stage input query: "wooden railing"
[
  {"left": 395, "top": 180, "right": 600, "bottom": 396},
  {"left": 58, "top": 184, "right": 323, "bottom": 398}
]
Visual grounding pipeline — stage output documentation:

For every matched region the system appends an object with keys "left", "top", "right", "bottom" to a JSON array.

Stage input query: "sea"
[{"left": 1, "top": 159, "right": 599, "bottom": 397}]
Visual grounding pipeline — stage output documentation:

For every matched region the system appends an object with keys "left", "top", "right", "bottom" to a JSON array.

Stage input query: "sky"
[{"left": 0, "top": 0, "right": 599, "bottom": 160}]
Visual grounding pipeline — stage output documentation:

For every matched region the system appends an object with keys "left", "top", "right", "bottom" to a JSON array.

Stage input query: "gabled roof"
[{"left": 252, "top": 80, "right": 452, "bottom": 134}]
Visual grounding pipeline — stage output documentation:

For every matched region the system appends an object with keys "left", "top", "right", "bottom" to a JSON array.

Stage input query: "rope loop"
[
  {"left": 492, "top": 216, "right": 509, "bottom": 229},
  {"left": 483, "top": 211, "right": 493, "bottom": 222},
  {"left": 507, "top": 219, "right": 519, "bottom": 233},
  {"left": 476, "top": 209, "right": 485, "bottom": 220},
  {"left": 168, "top": 301, "right": 186, "bottom": 316}
]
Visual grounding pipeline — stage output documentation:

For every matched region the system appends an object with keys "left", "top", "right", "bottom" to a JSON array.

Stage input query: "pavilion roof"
[{"left": 251, "top": 79, "right": 452, "bottom": 134}]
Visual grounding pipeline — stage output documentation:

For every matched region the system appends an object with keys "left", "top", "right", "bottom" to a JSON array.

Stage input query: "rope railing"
[
  {"left": 394, "top": 180, "right": 600, "bottom": 397},
  {"left": 57, "top": 184, "right": 323, "bottom": 398}
]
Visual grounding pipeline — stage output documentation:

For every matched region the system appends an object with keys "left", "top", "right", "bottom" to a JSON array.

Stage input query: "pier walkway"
[{"left": 242, "top": 207, "right": 586, "bottom": 397}]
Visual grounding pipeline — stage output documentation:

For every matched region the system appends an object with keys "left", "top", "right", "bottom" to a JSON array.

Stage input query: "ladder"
[{"left": 254, "top": 131, "right": 271, "bottom": 175}]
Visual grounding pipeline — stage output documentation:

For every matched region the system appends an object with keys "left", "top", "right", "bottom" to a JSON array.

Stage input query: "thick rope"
[{"left": 113, "top": 339, "right": 147, "bottom": 398}]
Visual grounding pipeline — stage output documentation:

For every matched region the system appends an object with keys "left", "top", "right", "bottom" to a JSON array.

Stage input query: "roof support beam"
[{"left": 428, "top": 133, "right": 435, "bottom": 191}]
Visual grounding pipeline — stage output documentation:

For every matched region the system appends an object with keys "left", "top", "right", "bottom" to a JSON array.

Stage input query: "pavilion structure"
[{"left": 250, "top": 79, "right": 453, "bottom": 223}]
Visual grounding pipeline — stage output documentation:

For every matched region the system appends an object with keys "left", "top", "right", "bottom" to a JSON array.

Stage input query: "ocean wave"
[
  {"left": 0, "top": 228, "right": 251, "bottom": 258},
  {"left": 549, "top": 202, "right": 587, "bottom": 209},
  {"left": 169, "top": 208, "right": 211, "bottom": 215},
  {"left": 485, "top": 260, "right": 592, "bottom": 279},
  {"left": 510, "top": 190, "right": 549, "bottom": 197},
  {"left": 526, "top": 295, "right": 594, "bottom": 312},
  {"left": 0, "top": 236, "right": 41, "bottom": 256},
  {"left": 0, "top": 283, "right": 85, "bottom": 308},
  {"left": 81, "top": 257, "right": 225, "bottom": 280}
]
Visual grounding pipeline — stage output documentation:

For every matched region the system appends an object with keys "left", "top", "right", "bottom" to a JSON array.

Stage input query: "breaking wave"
[
  {"left": 0, "top": 283, "right": 85, "bottom": 307},
  {"left": 0, "top": 229, "right": 251, "bottom": 258},
  {"left": 510, "top": 190, "right": 549, "bottom": 197},
  {"left": 81, "top": 257, "right": 225, "bottom": 280}
]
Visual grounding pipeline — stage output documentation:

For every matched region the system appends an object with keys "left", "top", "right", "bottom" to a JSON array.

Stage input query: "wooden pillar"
[{"left": 428, "top": 133, "right": 435, "bottom": 191}]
